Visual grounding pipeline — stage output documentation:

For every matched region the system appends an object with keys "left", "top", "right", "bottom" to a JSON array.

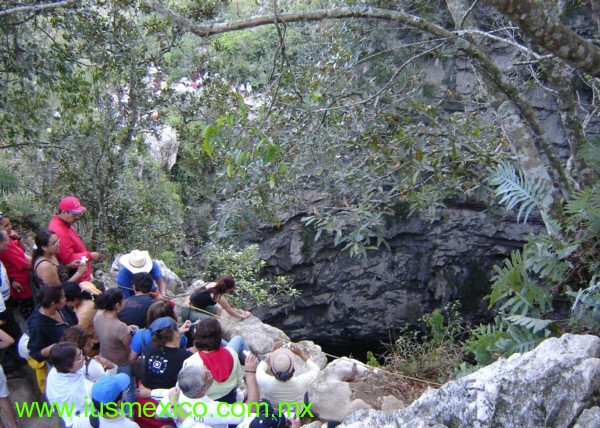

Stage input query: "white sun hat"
[{"left": 120, "top": 250, "right": 153, "bottom": 273}]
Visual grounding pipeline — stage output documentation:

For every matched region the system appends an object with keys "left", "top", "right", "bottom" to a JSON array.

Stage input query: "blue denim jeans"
[{"left": 225, "top": 335, "right": 250, "bottom": 355}]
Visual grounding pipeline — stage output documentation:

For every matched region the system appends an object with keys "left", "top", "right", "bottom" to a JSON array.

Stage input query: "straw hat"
[{"left": 119, "top": 250, "right": 153, "bottom": 274}]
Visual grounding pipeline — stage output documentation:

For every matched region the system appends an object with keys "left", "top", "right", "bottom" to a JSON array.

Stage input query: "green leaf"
[
  {"left": 505, "top": 315, "right": 555, "bottom": 334},
  {"left": 489, "top": 163, "right": 551, "bottom": 224},
  {"left": 203, "top": 137, "right": 214, "bottom": 156}
]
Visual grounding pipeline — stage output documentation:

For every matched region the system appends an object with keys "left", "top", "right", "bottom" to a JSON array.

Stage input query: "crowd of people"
[{"left": 0, "top": 197, "right": 322, "bottom": 428}]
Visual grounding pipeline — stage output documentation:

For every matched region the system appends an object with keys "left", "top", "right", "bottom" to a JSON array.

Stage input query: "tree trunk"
[{"left": 483, "top": 0, "right": 600, "bottom": 77}]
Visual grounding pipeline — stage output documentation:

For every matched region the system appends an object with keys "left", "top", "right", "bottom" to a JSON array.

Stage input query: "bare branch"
[
  {"left": 454, "top": 29, "right": 544, "bottom": 59},
  {"left": 459, "top": 0, "right": 481, "bottom": 29},
  {"left": 0, "top": 0, "right": 79, "bottom": 17}
]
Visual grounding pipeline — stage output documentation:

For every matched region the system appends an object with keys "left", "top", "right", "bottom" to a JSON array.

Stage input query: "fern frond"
[
  {"left": 565, "top": 184, "right": 600, "bottom": 236},
  {"left": 569, "top": 275, "right": 600, "bottom": 332},
  {"left": 463, "top": 322, "right": 508, "bottom": 365},
  {"left": 578, "top": 136, "right": 600, "bottom": 174},
  {"left": 489, "top": 163, "right": 551, "bottom": 224},
  {"left": 505, "top": 315, "right": 555, "bottom": 334},
  {"left": 522, "top": 241, "right": 575, "bottom": 284},
  {"left": 496, "top": 323, "right": 548, "bottom": 355},
  {"left": 489, "top": 250, "right": 526, "bottom": 308}
]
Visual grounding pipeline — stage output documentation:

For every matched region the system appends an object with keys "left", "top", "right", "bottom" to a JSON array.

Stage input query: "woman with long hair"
[
  {"left": 27, "top": 284, "right": 78, "bottom": 362},
  {"left": 93, "top": 288, "right": 136, "bottom": 405},
  {"left": 32, "top": 230, "right": 87, "bottom": 288},
  {"left": 184, "top": 275, "right": 251, "bottom": 322}
]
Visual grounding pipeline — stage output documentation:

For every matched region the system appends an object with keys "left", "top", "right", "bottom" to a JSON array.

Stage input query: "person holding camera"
[
  {"left": 256, "top": 342, "right": 320, "bottom": 412},
  {"left": 48, "top": 196, "right": 102, "bottom": 283}
]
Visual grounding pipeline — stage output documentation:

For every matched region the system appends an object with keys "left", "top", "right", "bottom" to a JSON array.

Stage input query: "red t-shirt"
[
  {"left": 48, "top": 215, "right": 92, "bottom": 282},
  {"left": 0, "top": 240, "right": 32, "bottom": 298}
]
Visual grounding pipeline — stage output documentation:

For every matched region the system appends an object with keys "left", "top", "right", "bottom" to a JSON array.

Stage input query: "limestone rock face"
[
  {"left": 144, "top": 125, "right": 179, "bottom": 171},
  {"left": 338, "top": 334, "right": 600, "bottom": 428},
  {"left": 575, "top": 407, "right": 600, "bottom": 428},
  {"left": 309, "top": 358, "right": 406, "bottom": 422},
  {"left": 217, "top": 312, "right": 328, "bottom": 368},
  {"left": 253, "top": 202, "right": 545, "bottom": 346}
]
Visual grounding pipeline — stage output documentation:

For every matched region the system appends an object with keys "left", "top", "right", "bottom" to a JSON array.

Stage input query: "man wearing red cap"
[{"left": 48, "top": 196, "right": 102, "bottom": 282}]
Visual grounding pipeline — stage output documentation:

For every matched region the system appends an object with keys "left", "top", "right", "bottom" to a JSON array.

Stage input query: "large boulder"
[
  {"left": 309, "top": 357, "right": 406, "bottom": 422},
  {"left": 339, "top": 334, "right": 600, "bottom": 427}
]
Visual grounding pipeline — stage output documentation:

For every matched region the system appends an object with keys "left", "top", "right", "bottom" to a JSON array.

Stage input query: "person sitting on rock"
[
  {"left": 256, "top": 342, "right": 320, "bottom": 414},
  {"left": 118, "top": 272, "right": 158, "bottom": 328},
  {"left": 183, "top": 275, "right": 251, "bottom": 322},
  {"left": 117, "top": 250, "right": 167, "bottom": 298},
  {"left": 182, "top": 317, "right": 251, "bottom": 404}
]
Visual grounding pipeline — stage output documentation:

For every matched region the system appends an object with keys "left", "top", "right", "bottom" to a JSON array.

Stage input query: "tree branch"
[
  {"left": 0, "top": 0, "right": 79, "bottom": 17},
  {"left": 141, "top": 1, "right": 451, "bottom": 39},
  {"left": 483, "top": 0, "right": 600, "bottom": 77}
]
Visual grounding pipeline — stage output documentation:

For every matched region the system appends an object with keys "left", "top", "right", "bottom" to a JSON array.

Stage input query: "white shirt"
[
  {"left": 46, "top": 367, "right": 93, "bottom": 427},
  {"left": 84, "top": 357, "right": 118, "bottom": 382},
  {"left": 256, "top": 359, "right": 320, "bottom": 411},
  {"left": 0, "top": 262, "right": 10, "bottom": 304},
  {"left": 159, "top": 393, "right": 251, "bottom": 428}
]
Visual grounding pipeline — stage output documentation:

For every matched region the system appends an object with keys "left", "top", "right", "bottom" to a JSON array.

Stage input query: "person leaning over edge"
[
  {"left": 117, "top": 250, "right": 168, "bottom": 298},
  {"left": 256, "top": 342, "right": 321, "bottom": 414},
  {"left": 48, "top": 196, "right": 102, "bottom": 283}
]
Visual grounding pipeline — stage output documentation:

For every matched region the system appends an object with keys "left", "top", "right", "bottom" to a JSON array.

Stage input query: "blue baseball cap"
[
  {"left": 149, "top": 317, "right": 177, "bottom": 335},
  {"left": 91, "top": 373, "right": 130, "bottom": 403}
]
